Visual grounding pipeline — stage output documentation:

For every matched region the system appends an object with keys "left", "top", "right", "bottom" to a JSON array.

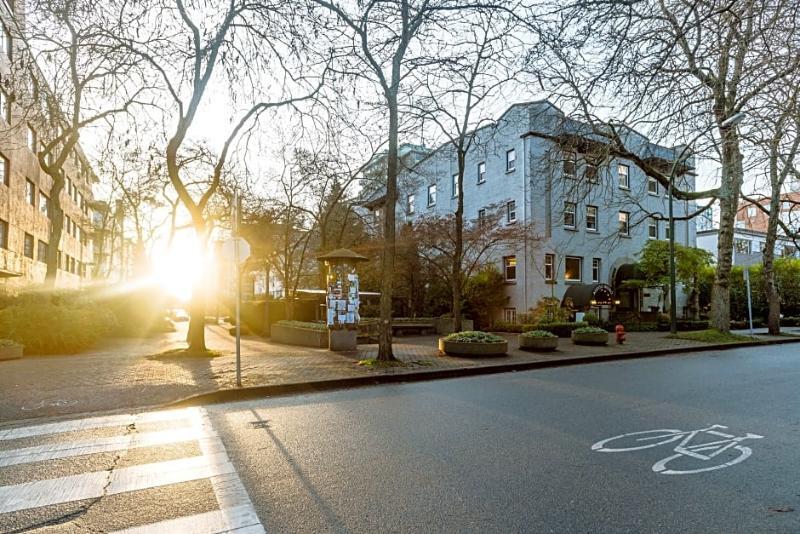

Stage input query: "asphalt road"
[{"left": 206, "top": 344, "right": 800, "bottom": 533}]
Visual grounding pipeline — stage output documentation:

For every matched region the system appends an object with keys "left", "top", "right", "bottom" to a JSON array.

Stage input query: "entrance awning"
[{"left": 562, "top": 283, "right": 616, "bottom": 308}]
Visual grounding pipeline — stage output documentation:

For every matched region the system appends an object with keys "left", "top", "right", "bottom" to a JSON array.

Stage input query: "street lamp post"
[{"left": 665, "top": 111, "right": 746, "bottom": 335}]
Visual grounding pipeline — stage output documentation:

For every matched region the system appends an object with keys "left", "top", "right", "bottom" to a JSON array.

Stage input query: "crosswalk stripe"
[
  {"left": 0, "top": 408, "right": 195, "bottom": 441},
  {"left": 110, "top": 504, "right": 263, "bottom": 534},
  {"left": 0, "top": 452, "right": 236, "bottom": 514},
  {"left": 0, "top": 427, "right": 207, "bottom": 467}
]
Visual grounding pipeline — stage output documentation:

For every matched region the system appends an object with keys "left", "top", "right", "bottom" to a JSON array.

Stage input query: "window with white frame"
[
  {"left": 648, "top": 217, "right": 658, "bottom": 239},
  {"left": 564, "top": 256, "right": 582, "bottom": 282},
  {"left": 503, "top": 255, "right": 517, "bottom": 282},
  {"left": 503, "top": 307, "right": 517, "bottom": 323},
  {"left": 506, "top": 200, "right": 516, "bottom": 223},
  {"left": 1, "top": 24, "right": 10, "bottom": 61},
  {"left": 23, "top": 233, "right": 34, "bottom": 259},
  {"left": 0, "top": 152, "right": 8, "bottom": 186},
  {"left": 734, "top": 238, "right": 752, "bottom": 254},
  {"left": 563, "top": 151, "right": 576, "bottom": 178},
  {"left": 648, "top": 176, "right": 659, "bottom": 195},
  {"left": 592, "top": 258, "right": 601, "bottom": 283},
  {"left": 407, "top": 193, "right": 415, "bottom": 215},
  {"left": 585, "top": 160, "right": 598, "bottom": 183},
  {"left": 477, "top": 161, "right": 486, "bottom": 183},
  {"left": 665, "top": 225, "right": 671, "bottom": 240},
  {"left": 544, "top": 253, "right": 555, "bottom": 281},
  {"left": 586, "top": 205, "right": 597, "bottom": 231},
  {"left": 37, "top": 240, "right": 47, "bottom": 263},
  {"left": 452, "top": 173, "right": 458, "bottom": 197},
  {"left": 618, "top": 211, "right": 630, "bottom": 236},
  {"left": 25, "top": 178, "right": 34, "bottom": 205},
  {"left": 39, "top": 192, "right": 49, "bottom": 217},
  {"left": 0, "top": 218, "right": 7, "bottom": 248},
  {"left": 564, "top": 202, "right": 576, "bottom": 228},
  {"left": 0, "top": 88, "right": 8, "bottom": 123},
  {"left": 618, "top": 164, "right": 630, "bottom": 189},
  {"left": 427, "top": 184, "right": 436, "bottom": 206},
  {"left": 26, "top": 124, "right": 36, "bottom": 152},
  {"left": 747, "top": 206, "right": 756, "bottom": 217},
  {"left": 506, "top": 149, "right": 516, "bottom": 172}
]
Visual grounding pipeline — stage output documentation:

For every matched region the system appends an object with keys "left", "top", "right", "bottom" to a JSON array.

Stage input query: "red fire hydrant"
[{"left": 615, "top": 324, "right": 626, "bottom": 344}]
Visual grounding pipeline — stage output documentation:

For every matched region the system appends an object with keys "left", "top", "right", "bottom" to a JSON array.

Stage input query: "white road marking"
[
  {"left": 0, "top": 427, "right": 207, "bottom": 467},
  {"left": 110, "top": 504, "right": 262, "bottom": 534},
  {"left": 0, "top": 408, "right": 195, "bottom": 441},
  {"left": 0, "top": 453, "right": 236, "bottom": 514}
]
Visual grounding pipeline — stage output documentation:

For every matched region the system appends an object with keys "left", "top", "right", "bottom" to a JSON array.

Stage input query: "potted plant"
[
  {"left": 519, "top": 330, "right": 559, "bottom": 351},
  {"left": 571, "top": 326, "right": 609, "bottom": 346},
  {"left": 0, "top": 339, "right": 23, "bottom": 360},
  {"left": 438, "top": 331, "right": 508, "bottom": 357}
]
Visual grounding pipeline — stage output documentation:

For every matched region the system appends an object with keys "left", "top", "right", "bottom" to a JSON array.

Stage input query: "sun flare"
[{"left": 150, "top": 234, "right": 212, "bottom": 302}]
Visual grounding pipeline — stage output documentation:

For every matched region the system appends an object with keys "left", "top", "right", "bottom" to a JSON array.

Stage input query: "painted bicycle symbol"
[{"left": 591, "top": 424, "right": 764, "bottom": 475}]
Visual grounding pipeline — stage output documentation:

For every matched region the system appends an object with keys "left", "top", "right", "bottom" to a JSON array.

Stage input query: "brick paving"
[{"left": 2, "top": 322, "right": 797, "bottom": 422}]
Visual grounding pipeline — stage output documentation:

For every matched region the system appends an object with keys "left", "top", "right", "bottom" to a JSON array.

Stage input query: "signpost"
[
  {"left": 226, "top": 193, "right": 250, "bottom": 387},
  {"left": 744, "top": 267, "right": 754, "bottom": 334}
]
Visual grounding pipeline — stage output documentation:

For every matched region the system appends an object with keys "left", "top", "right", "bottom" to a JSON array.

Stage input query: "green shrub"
[
  {"left": 443, "top": 331, "right": 505, "bottom": 343},
  {"left": 535, "top": 321, "right": 589, "bottom": 337},
  {"left": 0, "top": 292, "right": 113, "bottom": 354},
  {"left": 583, "top": 312, "right": 600, "bottom": 325},
  {"left": 573, "top": 326, "right": 608, "bottom": 335},
  {"left": 520, "top": 330, "right": 557, "bottom": 339},
  {"left": 89, "top": 286, "right": 171, "bottom": 337},
  {"left": 490, "top": 321, "right": 526, "bottom": 333},
  {"left": 276, "top": 320, "right": 327, "bottom": 331},
  {"left": 656, "top": 319, "right": 710, "bottom": 332}
]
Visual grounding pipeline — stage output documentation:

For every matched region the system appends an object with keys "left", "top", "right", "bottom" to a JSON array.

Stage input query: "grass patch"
[
  {"left": 357, "top": 358, "right": 408, "bottom": 368},
  {"left": 666, "top": 329, "right": 758, "bottom": 344},
  {"left": 149, "top": 348, "right": 225, "bottom": 359}
]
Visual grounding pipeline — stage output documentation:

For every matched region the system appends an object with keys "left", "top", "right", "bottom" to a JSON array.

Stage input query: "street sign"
[{"left": 221, "top": 237, "right": 251, "bottom": 264}]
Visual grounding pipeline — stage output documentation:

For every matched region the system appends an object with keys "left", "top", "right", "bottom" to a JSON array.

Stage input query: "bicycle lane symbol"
[{"left": 591, "top": 424, "right": 764, "bottom": 475}]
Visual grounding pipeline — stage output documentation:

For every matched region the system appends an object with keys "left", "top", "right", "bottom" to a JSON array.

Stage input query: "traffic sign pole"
[{"left": 234, "top": 192, "right": 242, "bottom": 387}]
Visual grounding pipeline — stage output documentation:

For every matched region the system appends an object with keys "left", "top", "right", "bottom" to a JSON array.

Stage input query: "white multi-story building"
[{"left": 365, "top": 101, "right": 699, "bottom": 321}]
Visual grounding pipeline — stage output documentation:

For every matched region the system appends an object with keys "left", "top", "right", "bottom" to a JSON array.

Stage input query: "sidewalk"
[{"left": 2, "top": 322, "right": 799, "bottom": 422}]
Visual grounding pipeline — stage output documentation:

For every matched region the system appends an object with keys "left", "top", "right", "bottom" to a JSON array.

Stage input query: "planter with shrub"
[
  {"left": 571, "top": 326, "right": 609, "bottom": 346},
  {"left": 0, "top": 339, "right": 23, "bottom": 360},
  {"left": 439, "top": 331, "right": 508, "bottom": 357},
  {"left": 519, "top": 330, "right": 558, "bottom": 351},
  {"left": 270, "top": 320, "right": 328, "bottom": 348},
  {"left": 537, "top": 321, "right": 589, "bottom": 337}
]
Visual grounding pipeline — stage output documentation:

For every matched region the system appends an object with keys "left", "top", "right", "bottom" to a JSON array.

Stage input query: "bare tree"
[{"left": 117, "top": 0, "right": 326, "bottom": 352}]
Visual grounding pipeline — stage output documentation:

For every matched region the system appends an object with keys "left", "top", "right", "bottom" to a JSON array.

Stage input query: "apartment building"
[
  {"left": 735, "top": 192, "right": 800, "bottom": 234},
  {"left": 367, "top": 101, "right": 698, "bottom": 321},
  {"left": 0, "top": 0, "right": 95, "bottom": 291}
]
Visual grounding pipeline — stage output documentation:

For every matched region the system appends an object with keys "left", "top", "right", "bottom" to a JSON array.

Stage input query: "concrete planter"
[
  {"left": 571, "top": 331, "right": 609, "bottom": 346},
  {"left": 329, "top": 329, "right": 357, "bottom": 351},
  {"left": 519, "top": 336, "right": 559, "bottom": 351},
  {"left": 0, "top": 343, "right": 22, "bottom": 360},
  {"left": 438, "top": 338, "right": 508, "bottom": 357},
  {"left": 435, "top": 318, "right": 474, "bottom": 335},
  {"left": 270, "top": 324, "right": 327, "bottom": 348}
]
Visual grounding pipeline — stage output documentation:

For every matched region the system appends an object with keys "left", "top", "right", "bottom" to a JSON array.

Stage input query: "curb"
[{"left": 167, "top": 336, "right": 800, "bottom": 408}]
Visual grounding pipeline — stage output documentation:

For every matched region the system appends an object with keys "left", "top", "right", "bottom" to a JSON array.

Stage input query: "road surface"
[{"left": 1, "top": 344, "right": 798, "bottom": 532}]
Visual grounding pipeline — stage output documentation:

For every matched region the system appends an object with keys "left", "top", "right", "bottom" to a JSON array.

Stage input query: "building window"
[
  {"left": 65, "top": 216, "right": 72, "bottom": 236},
  {"left": 0, "top": 88, "right": 8, "bottom": 123},
  {"left": 619, "top": 211, "right": 630, "bottom": 236},
  {"left": 0, "top": 152, "right": 8, "bottom": 186},
  {"left": 783, "top": 245, "right": 797, "bottom": 257},
  {"left": 25, "top": 178, "right": 35, "bottom": 205},
  {"left": 564, "top": 202, "right": 576, "bottom": 228},
  {"left": 1, "top": 24, "right": 10, "bottom": 61},
  {"left": 648, "top": 176, "right": 659, "bottom": 195},
  {"left": 734, "top": 238, "right": 752, "bottom": 254},
  {"left": 592, "top": 258, "right": 601, "bottom": 283},
  {"left": 665, "top": 225, "right": 671, "bottom": 240},
  {"left": 37, "top": 240, "right": 47, "bottom": 263},
  {"left": 427, "top": 184, "right": 436, "bottom": 206},
  {"left": 585, "top": 162, "right": 598, "bottom": 183},
  {"left": 27, "top": 124, "right": 36, "bottom": 153},
  {"left": 23, "top": 233, "right": 34, "bottom": 259},
  {"left": 586, "top": 205, "right": 597, "bottom": 231},
  {"left": 39, "top": 192, "right": 49, "bottom": 217},
  {"left": 618, "top": 164, "right": 630, "bottom": 189},
  {"left": 503, "top": 255, "right": 517, "bottom": 282},
  {"left": 477, "top": 161, "right": 486, "bottom": 184},
  {"left": 648, "top": 217, "right": 658, "bottom": 239},
  {"left": 0, "top": 219, "right": 7, "bottom": 248},
  {"left": 565, "top": 256, "right": 582, "bottom": 282},
  {"left": 747, "top": 206, "right": 756, "bottom": 217},
  {"left": 544, "top": 253, "right": 555, "bottom": 281},
  {"left": 506, "top": 149, "right": 516, "bottom": 172},
  {"left": 407, "top": 193, "right": 415, "bottom": 215},
  {"left": 563, "top": 151, "right": 576, "bottom": 178},
  {"left": 506, "top": 200, "right": 516, "bottom": 223},
  {"left": 452, "top": 173, "right": 459, "bottom": 197},
  {"left": 503, "top": 307, "right": 517, "bottom": 323}
]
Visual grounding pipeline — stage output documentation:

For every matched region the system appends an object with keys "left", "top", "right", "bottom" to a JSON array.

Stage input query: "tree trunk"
[
  {"left": 377, "top": 96, "right": 399, "bottom": 361},
  {"left": 710, "top": 128, "right": 744, "bottom": 333},
  {"left": 452, "top": 150, "right": 465, "bottom": 333},
  {"left": 763, "top": 169, "right": 782, "bottom": 335},
  {"left": 186, "top": 221, "right": 207, "bottom": 353},
  {"left": 44, "top": 175, "right": 66, "bottom": 289}
]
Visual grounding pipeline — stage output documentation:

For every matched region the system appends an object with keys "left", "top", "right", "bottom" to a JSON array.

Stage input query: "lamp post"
[{"left": 666, "top": 111, "right": 746, "bottom": 334}]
